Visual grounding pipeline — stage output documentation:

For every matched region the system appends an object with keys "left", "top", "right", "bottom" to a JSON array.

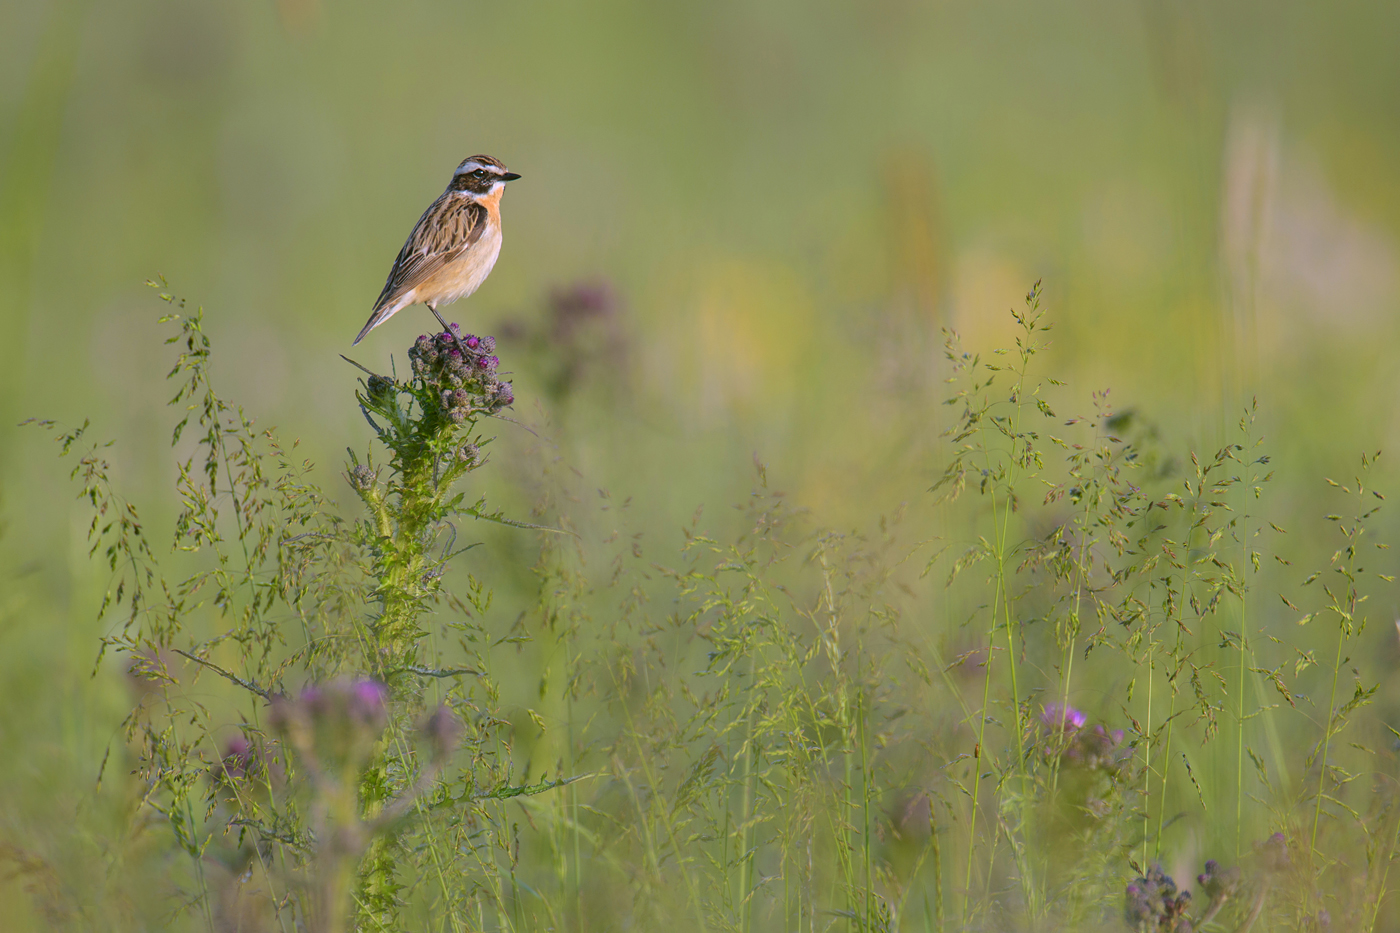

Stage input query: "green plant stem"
[{"left": 1311, "top": 619, "right": 1347, "bottom": 853}]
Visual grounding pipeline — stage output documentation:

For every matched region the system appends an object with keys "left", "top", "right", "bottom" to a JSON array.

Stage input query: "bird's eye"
[{"left": 472, "top": 169, "right": 486, "bottom": 177}]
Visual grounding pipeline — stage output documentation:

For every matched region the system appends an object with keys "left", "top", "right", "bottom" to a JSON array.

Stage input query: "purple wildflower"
[
  {"left": 221, "top": 735, "right": 253, "bottom": 779},
  {"left": 1123, "top": 865, "right": 1191, "bottom": 929},
  {"left": 1197, "top": 859, "right": 1242, "bottom": 903},
  {"left": 1256, "top": 832, "right": 1290, "bottom": 872},
  {"left": 422, "top": 705, "right": 464, "bottom": 759},
  {"left": 1041, "top": 702, "right": 1086, "bottom": 732},
  {"left": 348, "top": 680, "right": 387, "bottom": 725}
]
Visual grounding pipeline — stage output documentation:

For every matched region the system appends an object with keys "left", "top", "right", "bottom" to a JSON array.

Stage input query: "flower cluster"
[
  {"left": 268, "top": 679, "right": 389, "bottom": 777},
  {"left": 408, "top": 324, "right": 514, "bottom": 421},
  {"left": 1039, "top": 703, "right": 1130, "bottom": 773},
  {"left": 1124, "top": 865, "right": 1192, "bottom": 931}
]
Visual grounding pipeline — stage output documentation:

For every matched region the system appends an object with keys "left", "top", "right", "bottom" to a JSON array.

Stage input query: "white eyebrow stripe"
[{"left": 454, "top": 160, "right": 506, "bottom": 176}]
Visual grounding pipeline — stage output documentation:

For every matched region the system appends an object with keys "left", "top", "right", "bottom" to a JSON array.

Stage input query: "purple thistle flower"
[
  {"left": 422, "top": 705, "right": 464, "bottom": 759},
  {"left": 1257, "top": 832, "right": 1290, "bottom": 872},
  {"left": 221, "top": 735, "right": 253, "bottom": 778},
  {"left": 348, "top": 680, "right": 388, "bottom": 725},
  {"left": 1123, "top": 865, "right": 1190, "bottom": 928},
  {"left": 1041, "top": 702, "right": 1086, "bottom": 732},
  {"left": 465, "top": 334, "right": 480, "bottom": 349}
]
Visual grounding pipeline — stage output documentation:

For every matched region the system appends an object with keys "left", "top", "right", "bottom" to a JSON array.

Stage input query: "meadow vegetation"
[{"left": 14, "top": 278, "right": 1399, "bottom": 932}]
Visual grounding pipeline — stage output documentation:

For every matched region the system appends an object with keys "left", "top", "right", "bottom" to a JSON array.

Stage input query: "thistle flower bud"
[
  {"left": 1196, "top": 859, "right": 1242, "bottom": 902},
  {"left": 349, "top": 464, "right": 375, "bottom": 491},
  {"left": 1256, "top": 832, "right": 1290, "bottom": 872},
  {"left": 458, "top": 443, "right": 480, "bottom": 465},
  {"left": 421, "top": 705, "right": 463, "bottom": 760},
  {"left": 1123, "top": 865, "right": 1190, "bottom": 929},
  {"left": 366, "top": 374, "right": 395, "bottom": 399},
  {"left": 348, "top": 680, "right": 388, "bottom": 728},
  {"left": 220, "top": 735, "right": 254, "bottom": 780}
]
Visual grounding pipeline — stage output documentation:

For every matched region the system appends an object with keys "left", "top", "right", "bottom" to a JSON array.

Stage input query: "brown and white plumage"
[{"left": 354, "top": 154, "right": 520, "bottom": 345}]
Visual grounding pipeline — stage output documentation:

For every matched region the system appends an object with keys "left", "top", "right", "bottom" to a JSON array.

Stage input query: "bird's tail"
[{"left": 352, "top": 300, "right": 402, "bottom": 346}]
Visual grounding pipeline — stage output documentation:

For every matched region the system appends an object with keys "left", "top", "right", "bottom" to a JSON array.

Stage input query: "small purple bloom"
[
  {"left": 221, "top": 736, "right": 253, "bottom": 778},
  {"left": 465, "top": 334, "right": 480, "bottom": 349},
  {"left": 348, "top": 680, "right": 387, "bottom": 722},
  {"left": 550, "top": 281, "right": 616, "bottom": 321},
  {"left": 1041, "top": 702, "right": 1086, "bottom": 731},
  {"left": 1257, "top": 832, "right": 1290, "bottom": 872}
]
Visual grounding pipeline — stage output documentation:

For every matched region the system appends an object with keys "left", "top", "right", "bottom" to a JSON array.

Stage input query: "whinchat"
[{"left": 353, "top": 154, "right": 521, "bottom": 345}]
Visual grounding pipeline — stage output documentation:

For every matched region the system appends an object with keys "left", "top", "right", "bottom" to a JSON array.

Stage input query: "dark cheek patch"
[{"left": 451, "top": 173, "right": 494, "bottom": 194}]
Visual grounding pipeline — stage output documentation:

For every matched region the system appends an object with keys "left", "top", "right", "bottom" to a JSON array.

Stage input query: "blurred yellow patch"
[
  {"left": 948, "top": 248, "right": 1034, "bottom": 355},
  {"left": 695, "top": 259, "right": 815, "bottom": 421}
]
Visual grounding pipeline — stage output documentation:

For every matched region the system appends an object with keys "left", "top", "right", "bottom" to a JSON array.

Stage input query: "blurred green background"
[{"left": 2, "top": 0, "right": 1399, "bottom": 926}]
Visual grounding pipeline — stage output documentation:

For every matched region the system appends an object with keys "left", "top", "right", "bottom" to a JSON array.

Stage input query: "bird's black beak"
[{"left": 501, "top": 172, "right": 522, "bottom": 182}]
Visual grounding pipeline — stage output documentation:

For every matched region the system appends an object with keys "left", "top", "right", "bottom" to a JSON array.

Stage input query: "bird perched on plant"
[{"left": 353, "top": 154, "right": 521, "bottom": 345}]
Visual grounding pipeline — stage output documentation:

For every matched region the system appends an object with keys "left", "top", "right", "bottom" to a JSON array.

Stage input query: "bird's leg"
[{"left": 427, "top": 302, "right": 474, "bottom": 360}]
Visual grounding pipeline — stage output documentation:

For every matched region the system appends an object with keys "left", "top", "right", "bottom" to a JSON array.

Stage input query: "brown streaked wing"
[{"left": 371, "top": 196, "right": 488, "bottom": 312}]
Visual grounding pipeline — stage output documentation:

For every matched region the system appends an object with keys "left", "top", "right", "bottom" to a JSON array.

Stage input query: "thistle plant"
[
  {"left": 30, "top": 282, "right": 568, "bottom": 933},
  {"left": 266, "top": 679, "right": 462, "bottom": 933}
]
